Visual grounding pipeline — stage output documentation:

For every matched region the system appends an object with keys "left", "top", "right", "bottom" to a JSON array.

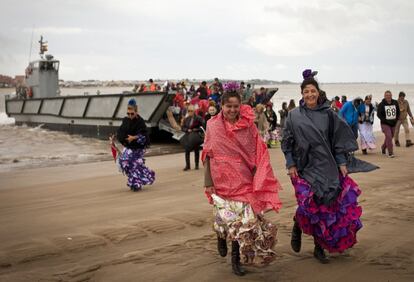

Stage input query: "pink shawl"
[{"left": 202, "top": 105, "right": 282, "bottom": 214}]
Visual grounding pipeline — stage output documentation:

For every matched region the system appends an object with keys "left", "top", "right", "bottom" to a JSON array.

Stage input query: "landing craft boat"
[
  {"left": 5, "top": 37, "right": 278, "bottom": 141},
  {"left": 5, "top": 36, "right": 181, "bottom": 140}
]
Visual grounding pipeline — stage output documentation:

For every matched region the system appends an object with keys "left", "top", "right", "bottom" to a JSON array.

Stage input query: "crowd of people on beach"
[
  {"left": 168, "top": 78, "right": 295, "bottom": 170},
  {"left": 332, "top": 90, "right": 413, "bottom": 157},
  {"left": 110, "top": 70, "right": 413, "bottom": 277}
]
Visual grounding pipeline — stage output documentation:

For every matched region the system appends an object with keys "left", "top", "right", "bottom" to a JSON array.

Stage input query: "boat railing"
[{"left": 5, "top": 91, "right": 176, "bottom": 127}]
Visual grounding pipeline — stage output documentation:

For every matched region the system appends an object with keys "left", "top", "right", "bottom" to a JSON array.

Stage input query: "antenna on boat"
[
  {"left": 28, "top": 25, "right": 35, "bottom": 63},
  {"left": 39, "top": 35, "right": 48, "bottom": 59}
]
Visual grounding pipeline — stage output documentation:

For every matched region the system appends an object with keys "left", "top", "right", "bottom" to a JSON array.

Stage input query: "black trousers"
[{"left": 185, "top": 147, "right": 200, "bottom": 168}]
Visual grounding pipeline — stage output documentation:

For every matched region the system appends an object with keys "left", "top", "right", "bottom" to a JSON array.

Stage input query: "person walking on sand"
[
  {"left": 358, "top": 95, "right": 377, "bottom": 154},
  {"left": 377, "top": 90, "right": 400, "bottom": 158},
  {"left": 180, "top": 105, "right": 204, "bottom": 171},
  {"left": 394, "top": 91, "right": 414, "bottom": 147},
  {"left": 331, "top": 96, "right": 342, "bottom": 112},
  {"left": 265, "top": 102, "right": 278, "bottom": 132},
  {"left": 287, "top": 99, "right": 296, "bottom": 111},
  {"left": 202, "top": 82, "right": 282, "bottom": 276},
  {"left": 340, "top": 98, "right": 363, "bottom": 140},
  {"left": 254, "top": 103, "right": 270, "bottom": 142},
  {"left": 282, "top": 72, "right": 363, "bottom": 264},
  {"left": 116, "top": 99, "right": 155, "bottom": 191},
  {"left": 279, "top": 102, "right": 289, "bottom": 129}
]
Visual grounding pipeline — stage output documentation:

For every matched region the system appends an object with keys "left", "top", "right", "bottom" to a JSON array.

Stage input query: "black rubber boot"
[
  {"left": 183, "top": 151, "right": 191, "bottom": 171},
  {"left": 291, "top": 217, "right": 302, "bottom": 253},
  {"left": 395, "top": 140, "right": 401, "bottom": 147},
  {"left": 406, "top": 140, "right": 413, "bottom": 147},
  {"left": 362, "top": 149, "right": 367, "bottom": 155},
  {"left": 313, "top": 239, "right": 329, "bottom": 264},
  {"left": 231, "top": 241, "right": 245, "bottom": 276},
  {"left": 217, "top": 236, "right": 227, "bottom": 257},
  {"left": 194, "top": 148, "right": 200, "bottom": 170}
]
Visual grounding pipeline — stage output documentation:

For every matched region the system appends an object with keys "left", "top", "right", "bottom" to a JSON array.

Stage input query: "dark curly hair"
[
  {"left": 221, "top": 90, "right": 241, "bottom": 105},
  {"left": 300, "top": 78, "right": 328, "bottom": 105},
  {"left": 300, "top": 78, "right": 320, "bottom": 93}
]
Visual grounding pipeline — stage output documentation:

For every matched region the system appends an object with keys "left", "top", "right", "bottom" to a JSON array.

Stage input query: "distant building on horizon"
[
  {"left": 0, "top": 74, "right": 24, "bottom": 87},
  {"left": 15, "top": 75, "right": 25, "bottom": 85}
]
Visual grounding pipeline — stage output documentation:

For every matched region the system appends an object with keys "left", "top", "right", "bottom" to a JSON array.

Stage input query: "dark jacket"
[
  {"left": 377, "top": 98, "right": 400, "bottom": 127},
  {"left": 358, "top": 103, "right": 375, "bottom": 124},
  {"left": 265, "top": 110, "right": 277, "bottom": 131},
  {"left": 196, "top": 87, "right": 208, "bottom": 100},
  {"left": 117, "top": 115, "right": 149, "bottom": 149},
  {"left": 282, "top": 102, "right": 358, "bottom": 204},
  {"left": 182, "top": 115, "right": 204, "bottom": 133},
  {"left": 180, "top": 115, "right": 204, "bottom": 151}
]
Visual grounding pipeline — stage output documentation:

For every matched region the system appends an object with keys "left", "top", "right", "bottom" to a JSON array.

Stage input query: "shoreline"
[
  {"left": 0, "top": 134, "right": 413, "bottom": 281},
  {"left": 0, "top": 129, "right": 384, "bottom": 173},
  {"left": 0, "top": 139, "right": 182, "bottom": 174}
]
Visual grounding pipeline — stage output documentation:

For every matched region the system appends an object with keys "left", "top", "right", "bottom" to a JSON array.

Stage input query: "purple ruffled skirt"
[
  {"left": 119, "top": 148, "right": 155, "bottom": 190},
  {"left": 292, "top": 175, "right": 362, "bottom": 253}
]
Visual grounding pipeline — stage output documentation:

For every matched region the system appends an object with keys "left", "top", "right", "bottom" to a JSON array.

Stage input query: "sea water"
[{"left": 0, "top": 84, "right": 413, "bottom": 172}]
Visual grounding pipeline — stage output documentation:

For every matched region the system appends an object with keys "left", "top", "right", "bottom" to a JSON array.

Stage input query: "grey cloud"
[{"left": 0, "top": 0, "right": 413, "bottom": 82}]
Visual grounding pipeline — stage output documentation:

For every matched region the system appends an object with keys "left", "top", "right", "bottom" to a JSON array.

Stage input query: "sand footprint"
[
  {"left": 166, "top": 212, "right": 210, "bottom": 228},
  {"left": 51, "top": 234, "right": 106, "bottom": 253},
  {"left": 94, "top": 226, "right": 147, "bottom": 244},
  {"left": 134, "top": 219, "right": 186, "bottom": 234},
  {"left": 2, "top": 241, "right": 60, "bottom": 265}
]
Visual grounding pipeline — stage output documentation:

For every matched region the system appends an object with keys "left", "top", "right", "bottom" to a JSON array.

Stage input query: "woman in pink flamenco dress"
[{"left": 202, "top": 82, "right": 282, "bottom": 276}]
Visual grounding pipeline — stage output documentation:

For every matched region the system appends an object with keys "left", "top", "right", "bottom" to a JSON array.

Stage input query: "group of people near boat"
[
  {"left": 174, "top": 79, "right": 287, "bottom": 170},
  {"left": 109, "top": 69, "right": 412, "bottom": 276}
]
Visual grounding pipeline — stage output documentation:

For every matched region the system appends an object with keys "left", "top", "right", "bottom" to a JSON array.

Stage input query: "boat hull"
[{"left": 6, "top": 91, "right": 176, "bottom": 140}]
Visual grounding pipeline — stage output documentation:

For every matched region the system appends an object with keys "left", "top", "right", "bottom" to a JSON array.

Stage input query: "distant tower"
[{"left": 25, "top": 36, "right": 60, "bottom": 98}]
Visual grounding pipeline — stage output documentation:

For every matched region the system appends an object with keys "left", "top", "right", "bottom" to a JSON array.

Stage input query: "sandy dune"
[{"left": 0, "top": 134, "right": 413, "bottom": 282}]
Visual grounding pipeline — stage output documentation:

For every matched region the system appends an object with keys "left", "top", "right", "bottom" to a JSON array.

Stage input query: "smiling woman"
[
  {"left": 282, "top": 70, "right": 363, "bottom": 264},
  {"left": 202, "top": 82, "right": 282, "bottom": 276},
  {"left": 301, "top": 78, "right": 321, "bottom": 109}
]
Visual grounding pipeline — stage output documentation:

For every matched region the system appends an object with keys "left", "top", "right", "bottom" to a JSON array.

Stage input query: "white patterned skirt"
[
  {"left": 359, "top": 122, "right": 376, "bottom": 150},
  {"left": 212, "top": 194, "right": 278, "bottom": 266}
]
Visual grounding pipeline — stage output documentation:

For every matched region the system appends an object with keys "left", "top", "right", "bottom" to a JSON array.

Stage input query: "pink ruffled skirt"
[{"left": 292, "top": 176, "right": 362, "bottom": 253}]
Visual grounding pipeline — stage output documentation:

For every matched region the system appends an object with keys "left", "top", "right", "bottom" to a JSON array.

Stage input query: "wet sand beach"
[{"left": 0, "top": 134, "right": 413, "bottom": 282}]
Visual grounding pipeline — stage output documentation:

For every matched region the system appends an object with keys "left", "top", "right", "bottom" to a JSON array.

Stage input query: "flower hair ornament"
[
  {"left": 223, "top": 81, "right": 240, "bottom": 93},
  {"left": 302, "top": 69, "right": 318, "bottom": 80}
]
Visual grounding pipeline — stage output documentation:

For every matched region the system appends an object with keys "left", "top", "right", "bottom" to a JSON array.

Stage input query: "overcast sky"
[{"left": 1, "top": 0, "right": 413, "bottom": 82}]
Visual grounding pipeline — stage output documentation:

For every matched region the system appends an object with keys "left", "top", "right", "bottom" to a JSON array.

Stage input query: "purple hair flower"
[
  {"left": 302, "top": 69, "right": 318, "bottom": 80},
  {"left": 223, "top": 81, "right": 240, "bottom": 93}
]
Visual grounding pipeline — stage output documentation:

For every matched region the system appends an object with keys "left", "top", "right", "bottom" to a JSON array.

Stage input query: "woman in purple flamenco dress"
[
  {"left": 281, "top": 71, "right": 363, "bottom": 263},
  {"left": 116, "top": 99, "right": 155, "bottom": 191}
]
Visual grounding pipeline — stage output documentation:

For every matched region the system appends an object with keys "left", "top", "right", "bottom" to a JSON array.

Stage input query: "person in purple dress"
[
  {"left": 117, "top": 99, "right": 155, "bottom": 191},
  {"left": 282, "top": 72, "right": 363, "bottom": 263}
]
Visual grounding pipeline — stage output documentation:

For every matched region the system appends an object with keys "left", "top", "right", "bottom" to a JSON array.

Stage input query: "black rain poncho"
[{"left": 282, "top": 102, "right": 358, "bottom": 204}]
